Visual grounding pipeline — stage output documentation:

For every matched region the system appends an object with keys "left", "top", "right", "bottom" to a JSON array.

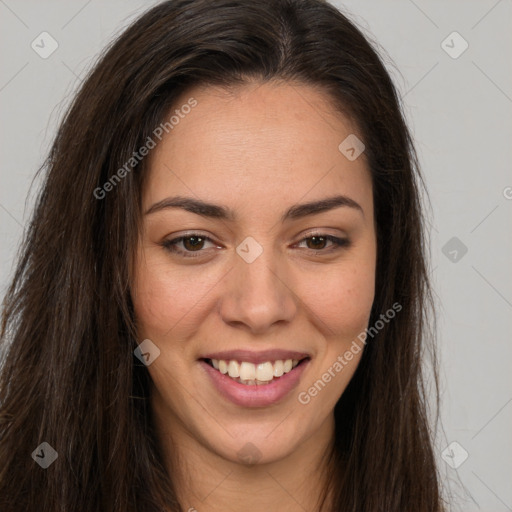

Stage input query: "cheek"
[
  {"left": 131, "top": 256, "right": 212, "bottom": 339},
  {"left": 295, "top": 263, "right": 374, "bottom": 412},
  {"left": 303, "top": 261, "right": 375, "bottom": 341}
]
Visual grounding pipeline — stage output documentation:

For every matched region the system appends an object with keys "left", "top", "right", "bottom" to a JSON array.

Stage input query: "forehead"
[{"left": 144, "top": 81, "right": 373, "bottom": 220}]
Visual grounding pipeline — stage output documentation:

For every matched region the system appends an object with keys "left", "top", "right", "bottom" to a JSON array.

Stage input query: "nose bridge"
[{"left": 220, "top": 236, "right": 297, "bottom": 332}]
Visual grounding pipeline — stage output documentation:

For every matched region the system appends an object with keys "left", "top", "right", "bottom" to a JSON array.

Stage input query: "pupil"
[
  {"left": 184, "top": 236, "right": 203, "bottom": 251},
  {"left": 308, "top": 236, "right": 326, "bottom": 250}
]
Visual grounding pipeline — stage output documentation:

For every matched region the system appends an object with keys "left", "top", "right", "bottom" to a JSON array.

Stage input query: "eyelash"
[{"left": 161, "top": 232, "right": 350, "bottom": 259}]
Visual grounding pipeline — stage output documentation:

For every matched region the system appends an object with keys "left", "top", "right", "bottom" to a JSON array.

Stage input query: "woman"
[{"left": 0, "top": 0, "right": 444, "bottom": 510}]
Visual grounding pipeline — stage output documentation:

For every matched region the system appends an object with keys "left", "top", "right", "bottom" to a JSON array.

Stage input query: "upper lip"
[{"left": 200, "top": 349, "right": 311, "bottom": 365}]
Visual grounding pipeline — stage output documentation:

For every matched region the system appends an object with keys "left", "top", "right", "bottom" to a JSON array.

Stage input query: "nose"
[{"left": 219, "top": 247, "right": 298, "bottom": 335}]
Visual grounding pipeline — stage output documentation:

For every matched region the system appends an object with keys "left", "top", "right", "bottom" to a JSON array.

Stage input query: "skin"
[{"left": 131, "top": 80, "right": 377, "bottom": 512}]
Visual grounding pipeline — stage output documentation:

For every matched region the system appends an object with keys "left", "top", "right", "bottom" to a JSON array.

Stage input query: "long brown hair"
[{"left": 0, "top": 0, "right": 443, "bottom": 510}]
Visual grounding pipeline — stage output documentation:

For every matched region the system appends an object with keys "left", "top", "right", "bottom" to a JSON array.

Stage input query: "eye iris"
[
  {"left": 307, "top": 236, "right": 327, "bottom": 250},
  {"left": 183, "top": 236, "right": 204, "bottom": 251}
]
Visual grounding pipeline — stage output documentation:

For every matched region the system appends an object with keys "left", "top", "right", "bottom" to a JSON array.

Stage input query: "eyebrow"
[{"left": 145, "top": 194, "right": 363, "bottom": 221}]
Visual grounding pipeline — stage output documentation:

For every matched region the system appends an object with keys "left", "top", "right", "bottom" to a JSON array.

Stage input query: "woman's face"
[{"left": 131, "top": 81, "right": 376, "bottom": 465}]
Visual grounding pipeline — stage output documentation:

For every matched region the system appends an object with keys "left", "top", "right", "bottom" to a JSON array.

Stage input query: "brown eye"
[
  {"left": 297, "top": 234, "right": 350, "bottom": 253},
  {"left": 305, "top": 236, "right": 328, "bottom": 250},
  {"left": 182, "top": 236, "right": 206, "bottom": 251},
  {"left": 162, "top": 234, "right": 218, "bottom": 258}
]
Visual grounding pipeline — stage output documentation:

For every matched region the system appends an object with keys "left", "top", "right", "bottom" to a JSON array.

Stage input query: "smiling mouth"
[{"left": 202, "top": 357, "right": 310, "bottom": 385}]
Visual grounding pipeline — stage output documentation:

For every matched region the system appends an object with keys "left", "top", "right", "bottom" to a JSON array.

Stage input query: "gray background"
[{"left": 1, "top": 1, "right": 511, "bottom": 510}]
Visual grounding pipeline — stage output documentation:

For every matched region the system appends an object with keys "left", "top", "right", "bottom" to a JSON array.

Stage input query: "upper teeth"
[{"left": 212, "top": 358, "right": 300, "bottom": 382}]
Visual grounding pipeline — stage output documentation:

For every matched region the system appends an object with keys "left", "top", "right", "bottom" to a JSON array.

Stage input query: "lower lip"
[{"left": 199, "top": 359, "right": 310, "bottom": 408}]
